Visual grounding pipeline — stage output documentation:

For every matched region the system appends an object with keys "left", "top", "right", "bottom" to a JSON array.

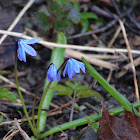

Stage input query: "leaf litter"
[{"left": 97, "top": 103, "right": 140, "bottom": 140}]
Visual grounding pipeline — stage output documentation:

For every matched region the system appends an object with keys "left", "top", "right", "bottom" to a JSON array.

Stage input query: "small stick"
[
  {"left": 69, "top": 91, "right": 76, "bottom": 122},
  {"left": 116, "top": 56, "right": 140, "bottom": 78},
  {"left": 0, "top": 29, "right": 140, "bottom": 54},
  {"left": 0, "top": 111, "right": 62, "bottom": 126},
  {"left": 107, "top": 25, "right": 121, "bottom": 48},
  {"left": 3, "top": 129, "right": 19, "bottom": 140},
  {"left": 15, "top": 118, "right": 30, "bottom": 140},
  {"left": 84, "top": 102, "right": 100, "bottom": 113},
  {"left": 0, "top": 0, "right": 35, "bottom": 44},
  {"left": 107, "top": 70, "right": 113, "bottom": 83},
  {"left": 53, "top": 100, "right": 78, "bottom": 113},
  {"left": 50, "top": 99, "right": 78, "bottom": 112},
  {"left": 119, "top": 19, "right": 139, "bottom": 102},
  {"left": 0, "top": 75, "right": 39, "bottom": 98},
  {"left": 65, "top": 49, "right": 118, "bottom": 70}
]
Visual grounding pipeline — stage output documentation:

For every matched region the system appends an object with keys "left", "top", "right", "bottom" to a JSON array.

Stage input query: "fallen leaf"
[{"left": 97, "top": 104, "right": 140, "bottom": 140}]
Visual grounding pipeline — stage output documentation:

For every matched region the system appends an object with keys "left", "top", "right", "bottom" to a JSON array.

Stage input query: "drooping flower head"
[
  {"left": 47, "top": 63, "right": 61, "bottom": 82},
  {"left": 17, "top": 38, "right": 41, "bottom": 62},
  {"left": 63, "top": 58, "right": 85, "bottom": 79}
]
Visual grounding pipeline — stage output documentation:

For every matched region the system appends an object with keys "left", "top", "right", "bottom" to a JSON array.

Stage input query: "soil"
[{"left": 0, "top": 1, "right": 140, "bottom": 140}]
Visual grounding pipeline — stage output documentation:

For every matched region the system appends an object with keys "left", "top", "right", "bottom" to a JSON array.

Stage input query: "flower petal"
[
  {"left": 62, "top": 58, "right": 85, "bottom": 79},
  {"left": 71, "top": 59, "right": 80, "bottom": 73},
  {"left": 21, "top": 42, "right": 37, "bottom": 56},
  {"left": 17, "top": 46, "right": 26, "bottom": 62},
  {"left": 78, "top": 62, "right": 85, "bottom": 73},
  {"left": 47, "top": 64, "right": 58, "bottom": 81},
  {"left": 63, "top": 64, "right": 68, "bottom": 77},
  {"left": 67, "top": 60, "right": 74, "bottom": 79},
  {"left": 21, "top": 39, "right": 41, "bottom": 44},
  {"left": 57, "top": 72, "right": 61, "bottom": 81}
]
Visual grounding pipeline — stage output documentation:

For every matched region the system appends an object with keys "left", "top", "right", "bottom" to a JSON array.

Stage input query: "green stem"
[
  {"left": 69, "top": 91, "right": 76, "bottom": 122},
  {"left": 32, "top": 72, "right": 47, "bottom": 128},
  {"left": 81, "top": 57, "right": 132, "bottom": 112},
  {"left": 39, "top": 101, "right": 140, "bottom": 139},
  {"left": 37, "top": 81, "right": 52, "bottom": 132},
  {"left": 14, "top": 51, "right": 37, "bottom": 136},
  {"left": 38, "top": 32, "right": 66, "bottom": 132}
]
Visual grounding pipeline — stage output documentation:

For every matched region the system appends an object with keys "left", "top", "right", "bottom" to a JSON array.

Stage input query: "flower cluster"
[
  {"left": 46, "top": 58, "right": 85, "bottom": 81},
  {"left": 17, "top": 39, "right": 85, "bottom": 81}
]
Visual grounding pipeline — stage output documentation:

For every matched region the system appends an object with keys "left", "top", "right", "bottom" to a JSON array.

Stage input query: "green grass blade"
[
  {"left": 81, "top": 57, "right": 132, "bottom": 111},
  {"left": 38, "top": 32, "right": 66, "bottom": 132}
]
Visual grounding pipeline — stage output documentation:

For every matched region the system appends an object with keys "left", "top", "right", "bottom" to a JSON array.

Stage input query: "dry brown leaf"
[{"left": 97, "top": 104, "right": 140, "bottom": 140}]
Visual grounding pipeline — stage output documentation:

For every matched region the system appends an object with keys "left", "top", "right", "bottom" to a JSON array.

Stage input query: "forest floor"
[{"left": 0, "top": 0, "right": 140, "bottom": 140}]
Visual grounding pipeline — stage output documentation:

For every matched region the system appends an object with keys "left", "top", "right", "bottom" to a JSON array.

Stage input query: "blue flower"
[
  {"left": 17, "top": 38, "right": 41, "bottom": 62},
  {"left": 63, "top": 58, "right": 85, "bottom": 79},
  {"left": 47, "top": 64, "right": 61, "bottom": 82}
]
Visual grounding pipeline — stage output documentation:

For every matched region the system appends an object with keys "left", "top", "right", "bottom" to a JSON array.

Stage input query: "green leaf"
[
  {"left": 0, "top": 87, "right": 17, "bottom": 102},
  {"left": 0, "top": 115, "right": 3, "bottom": 123},
  {"left": 51, "top": 85, "right": 73, "bottom": 96},
  {"left": 72, "top": 1, "right": 81, "bottom": 11},
  {"left": 76, "top": 85, "right": 90, "bottom": 92},
  {"left": 65, "top": 81, "right": 75, "bottom": 90},
  {"left": 54, "top": 19, "right": 74, "bottom": 34},
  {"left": 57, "top": 0, "right": 68, "bottom": 5},
  {"left": 76, "top": 90, "right": 102, "bottom": 98},
  {"left": 81, "top": 57, "right": 132, "bottom": 112},
  {"left": 51, "top": 84, "right": 70, "bottom": 91},
  {"left": 65, "top": 81, "right": 80, "bottom": 91},
  {"left": 133, "top": 105, "right": 140, "bottom": 117},
  {"left": 95, "top": 18, "right": 103, "bottom": 27},
  {"left": 81, "top": 19, "right": 89, "bottom": 33},
  {"left": 56, "top": 91, "right": 72, "bottom": 96},
  {"left": 92, "top": 122, "right": 99, "bottom": 133},
  {"left": 80, "top": 12, "right": 98, "bottom": 19},
  {"left": 68, "top": 7, "right": 80, "bottom": 24},
  {"left": 39, "top": 32, "right": 66, "bottom": 132},
  {"left": 37, "top": 12, "right": 50, "bottom": 30}
]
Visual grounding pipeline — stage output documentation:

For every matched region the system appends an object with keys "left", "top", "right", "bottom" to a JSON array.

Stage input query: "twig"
[
  {"left": 126, "top": 14, "right": 140, "bottom": 30},
  {"left": 67, "top": 1, "right": 139, "bottom": 40},
  {"left": 15, "top": 118, "right": 30, "bottom": 140},
  {"left": 111, "top": 0, "right": 121, "bottom": 16},
  {"left": 107, "top": 25, "right": 121, "bottom": 48},
  {"left": 50, "top": 99, "right": 78, "bottom": 113},
  {"left": 65, "top": 49, "right": 118, "bottom": 70},
  {"left": 119, "top": 19, "right": 139, "bottom": 102},
  {"left": 87, "top": 54, "right": 121, "bottom": 60},
  {"left": 53, "top": 100, "right": 78, "bottom": 113},
  {"left": 74, "top": 125, "right": 91, "bottom": 140},
  {"left": 0, "top": 29, "right": 140, "bottom": 54},
  {"left": 67, "top": 19, "right": 118, "bottom": 39},
  {"left": 107, "top": 70, "right": 113, "bottom": 83},
  {"left": 0, "top": 0, "right": 35, "bottom": 44},
  {"left": 3, "top": 129, "right": 19, "bottom": 140},
  {"left": 112, "top": 0, "right": 140, "bottom": 35},
  {"left": 125, "top": 20, "right": 140, "bottom": 36},
  {"left": 84, "top": 102, "right": 99, "bottom": 113},
  {"left": 0, "top": 75, "right": 38, "bottom": 98},
  {"left": 0, "top": 111, "right": 62, "bottom": 126},
  {"left": 91, "top": 5, "right": 115, "bottom": 19},
  {"left": 69, "top": 91, "right": 76, "bottom": 122},
  {"left": 116, "top": 56, "right": 140, "bottom": 78}
]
